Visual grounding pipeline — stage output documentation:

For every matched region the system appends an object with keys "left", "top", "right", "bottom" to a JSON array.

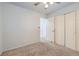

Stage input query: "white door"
[
  {"left": 40, "top": 17, "right": 54, "bottom": 43},
  {"left": 47, "top": 17, "right": 54, "bottom": 43},
  {"left": 40, "top": 18, "right": 47, "bottom": 42},
  {"left": 55, "top": 15, "right": 64, "bottom": 46},
  {"left": 65, "top": 12, "right": 75, "bottom": 50},
  {"left": 76, "top": 10, "right": 79, "bottom": 51}
]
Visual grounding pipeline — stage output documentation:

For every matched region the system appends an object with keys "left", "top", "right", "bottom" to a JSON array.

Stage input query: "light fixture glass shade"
[
  {"left": 43, "top": 1, "right": 47, "bottom": 4},
  {"left": 45, "top": 4, "right": 48, "bottom": 8},
  {"left": 50, "top": 2, "right": 54, "bottom": 4}
]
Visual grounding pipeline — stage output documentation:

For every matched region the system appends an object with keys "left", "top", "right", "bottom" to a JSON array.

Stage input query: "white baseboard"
[{"left": 3, "top": 41, "right": 40, "bottom": 52}]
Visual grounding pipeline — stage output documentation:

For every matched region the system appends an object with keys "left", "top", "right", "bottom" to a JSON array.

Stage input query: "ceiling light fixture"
[
  {"left": 43, "top": 1, "right": 47, "bottom": 4},
  {"left": 45, "top": 4, "right": 48, "bottom": 8},
  {"left": 43, "top": 2, "right": 54, "bottom": 9},
  {"left": 50, "top": 2, "right": 54, "bottom": 4}
]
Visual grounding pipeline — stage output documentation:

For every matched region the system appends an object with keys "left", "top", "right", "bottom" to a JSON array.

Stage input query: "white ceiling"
[{"left": 10, "top": 2, "right": 74, "bottom": 15}]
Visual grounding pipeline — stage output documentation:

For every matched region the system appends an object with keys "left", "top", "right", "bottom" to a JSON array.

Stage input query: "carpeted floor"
[{"left": 1, "top": 42, "right": 79, "bottom": 56}]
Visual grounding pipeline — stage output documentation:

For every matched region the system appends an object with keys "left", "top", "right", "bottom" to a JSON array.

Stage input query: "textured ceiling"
[{"left": 10, "top": 2, "right": 74, "bottom": 15}]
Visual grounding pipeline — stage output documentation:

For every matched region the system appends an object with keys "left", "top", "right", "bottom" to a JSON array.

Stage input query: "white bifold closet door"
[
  {"left": 65, "top": 12, "right": 75, "bottom": 50},
  {"left": 76, "top": 10, "right": 79, "bottom": 51},
  {"left": 55, "top": 15, "right": 64, "bottom": 46}
]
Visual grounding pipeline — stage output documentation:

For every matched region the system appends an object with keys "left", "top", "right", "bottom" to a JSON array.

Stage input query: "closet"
[
  {"left": 54, "top": 10, "right": 79, "bottom": 51},
  {"left": 65, "top": 12, "right": 75, "bottom": 50},
  {"left": 54, "top": 11, "right": 77, "bottom": 51},
  {"left": 76, "top": 10, "right": 79, "bottom": 51}
]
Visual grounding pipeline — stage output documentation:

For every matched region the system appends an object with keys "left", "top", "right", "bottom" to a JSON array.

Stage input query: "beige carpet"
[{"left": 1, "top": 42, "right": 79, "bottom": 56}]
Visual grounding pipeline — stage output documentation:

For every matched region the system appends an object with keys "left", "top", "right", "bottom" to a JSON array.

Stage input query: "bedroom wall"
[
  {"left": 54, "top": 15, "right": 64, "bottom": 46},
  {"left": 2, "top": 3, "right": 42, "bottom": 51},
  {"left": 0, "top": 3, "right": 2, "bottom": 55}
]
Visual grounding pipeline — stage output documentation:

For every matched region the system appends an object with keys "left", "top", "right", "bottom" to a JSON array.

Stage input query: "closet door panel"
[
  {"left": 65, "top": 12, "right": 75, "bottom": 50},
  {"left": 55, "top": 15, "right": 64, "bottom": 46},
  {"left": 76, "top": 10, "right": 79, "bottom": 51}
]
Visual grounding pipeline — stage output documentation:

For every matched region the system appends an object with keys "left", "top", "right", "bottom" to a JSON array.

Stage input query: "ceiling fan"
[{"left": 34, "top": 2, "right": 61, "bottom": 9}]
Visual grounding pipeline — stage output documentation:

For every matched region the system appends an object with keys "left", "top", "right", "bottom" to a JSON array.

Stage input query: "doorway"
[{"left": 40, "top": 17, "right": 54, "bottom": 43}]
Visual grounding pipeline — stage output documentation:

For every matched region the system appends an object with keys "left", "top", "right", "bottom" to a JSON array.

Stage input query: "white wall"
[
  {"left": 3, "top": 3, "right": 42, "bottom": 51},
  {"left": 0, "top": 3, "right": 2, "bottom": 55},
  {"left": 54, "top": 15, "right": 64, "bottom": 46}
]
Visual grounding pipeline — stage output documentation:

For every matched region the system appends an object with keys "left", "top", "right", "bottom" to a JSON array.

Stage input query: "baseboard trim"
[{"left": 3, "top": 41, "right": 40, "bottom": 53}]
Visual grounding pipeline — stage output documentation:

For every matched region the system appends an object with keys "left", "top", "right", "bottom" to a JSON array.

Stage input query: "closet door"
[
  {"left": 65, "top": 12, "right": 75, "bottom": 50},
  {"left": 55, "top": 15, "right": 64, "bottom": 46},
  {"left": 76, "top": 10, "right": 79, "bottom": 51}
]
